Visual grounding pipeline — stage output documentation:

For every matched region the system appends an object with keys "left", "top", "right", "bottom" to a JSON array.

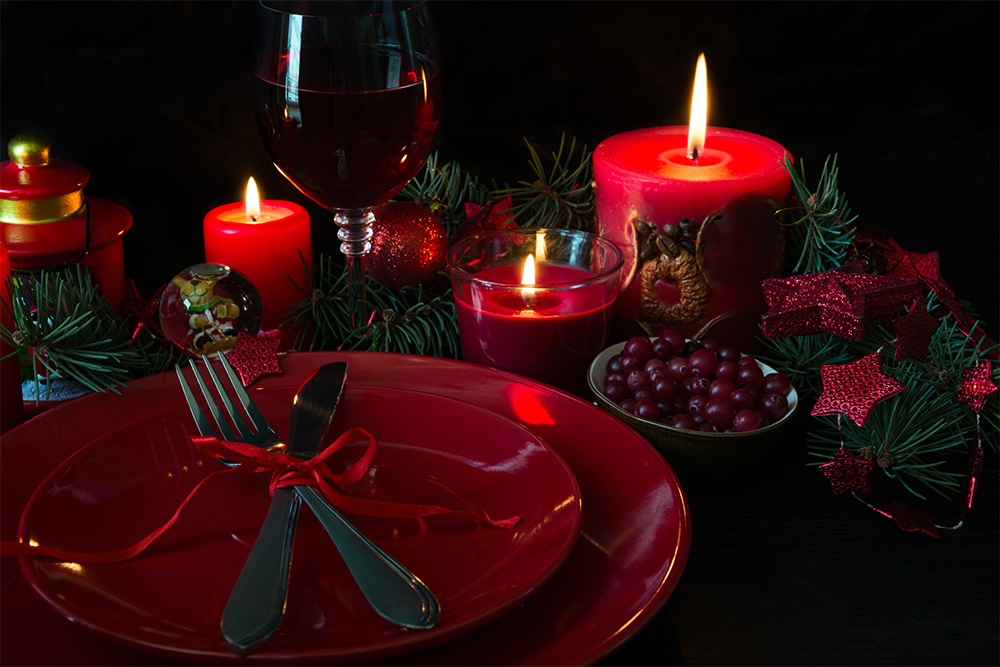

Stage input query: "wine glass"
[{"left": 252, "top": 1, "right": 441, "bottom": 327}]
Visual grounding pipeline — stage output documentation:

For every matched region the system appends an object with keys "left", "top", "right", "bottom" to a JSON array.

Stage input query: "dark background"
[{"left": 1, "top": 0, "right": 997, "bottom": 335}]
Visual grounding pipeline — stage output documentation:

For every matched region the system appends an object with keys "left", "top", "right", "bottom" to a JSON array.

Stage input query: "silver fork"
[{"left": 175, "top": 354, "right": 439, "bottom": 656}]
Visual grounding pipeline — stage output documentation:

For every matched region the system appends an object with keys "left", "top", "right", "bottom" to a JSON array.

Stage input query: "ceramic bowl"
[{"left": 588, "top": 338, "right": 798, "bottom": 477}]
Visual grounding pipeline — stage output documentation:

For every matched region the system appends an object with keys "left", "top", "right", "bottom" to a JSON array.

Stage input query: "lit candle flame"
[
  {"left": 245, "top": 177, "right": 261, "bottom": 221},
  {"left": 521, "top": 254, "right": 536, "bottom": 302},
  {"left": 686, "top": 53, "right": 708, "bottom": 163}
]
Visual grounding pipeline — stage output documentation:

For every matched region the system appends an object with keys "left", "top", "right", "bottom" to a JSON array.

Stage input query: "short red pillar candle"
[
  {"left": 449, "top": 228, "right": 623, "bottom": 395},
  {"left": 203, "top": 178, "right": 312, "bottom": 332},
  {"left": 1, "top": 242, "right": 24, "bottom": 432},
  {"left": 593, "top": 55, "right": 792, "bottom": 350}
]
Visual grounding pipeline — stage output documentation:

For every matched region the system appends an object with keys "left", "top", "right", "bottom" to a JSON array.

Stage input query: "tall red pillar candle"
[
  {"left": 1, "top": 242, "right": 24, "bottom": 432},
  {"left": 593, "top": 55, "right": 792, "bottom": 351},
  {"left": 203, "top": 178, "right": 311, "bottom": 332},
  {"left": 449, "top": 228, "right": 623, "bottom": 395}
]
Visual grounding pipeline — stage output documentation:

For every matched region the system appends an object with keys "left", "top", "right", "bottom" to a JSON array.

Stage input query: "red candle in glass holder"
[
  {"left": 593, "top": 54, "right": 792, "bottom": 350},
  {"left": 449, "top": 228, "right": 623, "bottom": 395},
  {"left": 203, "top": 178, "right": 311, "bottom": 332}
]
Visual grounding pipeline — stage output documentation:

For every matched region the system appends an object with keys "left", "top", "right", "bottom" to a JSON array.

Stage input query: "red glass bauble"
[{"left": 368, "top": 201, "right": 447, "bottom": 289}]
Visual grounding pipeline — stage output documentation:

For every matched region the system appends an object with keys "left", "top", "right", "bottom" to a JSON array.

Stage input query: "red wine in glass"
[
  {"left": 253, "top": 58, "right": 441, "bottom": 211},
  {"left": 252, "top": 2, "right": 442, "bottom": 328}
]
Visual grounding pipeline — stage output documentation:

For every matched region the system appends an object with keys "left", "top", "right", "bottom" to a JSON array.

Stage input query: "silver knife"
[{"left": 220, "top": 362, "right": 348, "bottom": 656}]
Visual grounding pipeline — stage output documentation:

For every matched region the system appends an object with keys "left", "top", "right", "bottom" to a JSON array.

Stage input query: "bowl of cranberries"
[{"left": 588, "top": 330, "right": 798, "bottom": 475}]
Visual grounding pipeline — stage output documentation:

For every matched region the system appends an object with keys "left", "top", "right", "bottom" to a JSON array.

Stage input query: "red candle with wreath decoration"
[
  {"left": 203, "top": 178, "right": 311, "bottom": 332},
  {"left": 593, "top": 55, "right": 792, "bottom": 350}
]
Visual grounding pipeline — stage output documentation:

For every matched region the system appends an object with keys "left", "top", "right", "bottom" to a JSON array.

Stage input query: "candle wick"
[
  {"left": 250, "top": 215, "right": 259, "bottom": 222},
  {"left": 689, "top": 146, "right": 700, "bottom": 166}
]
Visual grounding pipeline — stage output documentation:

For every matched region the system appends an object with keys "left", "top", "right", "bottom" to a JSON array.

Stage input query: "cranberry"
[
  {"left": 715, "top": 360, "right": 738, "bottom": 381},
  {"left": 652, "top": 378, "right": 677, "bottom": 401},
  {"left": 688, "top": 348, "right": 718, "bottom": 377},
  {"left": 634, "top": 388, "right": 654, "bottom": 401},
  {"left": 659, "top": 329, "right": 685, "bottom": 353},
  {"left": 626, "top": 369, "right": 651, "bottom": 392},
  {"left": 620, "top": 353, "right": 643, "bottom": 373},
  {"left": 736, "top": 363, "right": 764, "bottom": 387},
  {"left": 732, "top": 409, "right": 761, "bottom": 432},
  {"left": 666, "top": 356, "right": 691, "bottom": 381},
  {"left": 644, "top": 357, "right": 667, "bottom": 375},
  {"left": 668, "top": 413, "right": 696, "bottom": 430},
  {"left": 633, "top": 398, "right": 660, "bottom": 420},
  {"left": 603, "top": 381, "right": 629, "bottom": 403},
  {"left": 717, "top": 344, "right": 740, "bottom": 362},
  {"left": 619, "top": 398, "right": 636, "bottom": 413},
  {"left": 763, "top": 372, "right": 792, "bottom": 396},
  {"left": 652, "top": 337, "right": 675, "bottom": 360},
  {"left": 686, "top": 394, "right": 709, "bottom": 418},
  {"left": 605, "top": 371, "right": 628, "bottom": 386},
  {"left": 708, "top": 378, "right": 736, "bottom": 401},
  {"left": 623, "top": 336, "right": 654, "bottom": 363},
  {"left": 700, "top": 337, "right": 721, "bottom": 352},
  {"left": 761, "top": 393, "right": 789, "bottom": 422},
  {"left": 704, "top": 398, "right": 736, "bottom": 429},
  {"left": 730, "top": 387, "right": 756, "bottom": 411}
]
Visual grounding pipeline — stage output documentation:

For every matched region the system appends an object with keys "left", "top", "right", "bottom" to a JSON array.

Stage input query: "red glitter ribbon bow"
[{"left": 2, "top": 428, "right": 519, "bottom": 563}]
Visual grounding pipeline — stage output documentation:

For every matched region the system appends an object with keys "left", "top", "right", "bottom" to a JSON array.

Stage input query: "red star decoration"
[
  {"left": 223, "top": 331, "right": 282, "bottom": 387},
  {"left": 811, "top": 352, "right": 906, "bottom": 426},
  {"left": 818, "top": 446, "right": 874, "bottom": 495},
  {"left": 761, "top": 272, "right": 867, "bottom": 340},
  {"left": 875, "top": 500, "right": 941, "bottom": 539},
  {"left": 883, "top": 245, "right": 955, "bottom": 302},
  {"left": 955, "top": 360, "right": 997, "bottom": 414},
  {"left": 451, "top": 197, "right": 518, "bottom": 245},
  {"left": 892, "top": 297, "right": 939, "bottom": 362},
  {"left": 836, "top": 272, "right": 922, "bottom": 321}
]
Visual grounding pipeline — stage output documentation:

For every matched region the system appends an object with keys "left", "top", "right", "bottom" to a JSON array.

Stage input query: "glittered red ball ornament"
[{"left": 367, "top": 201, "right": 448, "bottom": 289}]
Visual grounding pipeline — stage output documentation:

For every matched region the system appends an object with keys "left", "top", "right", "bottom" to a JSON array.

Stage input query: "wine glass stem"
[{"left": 335, "top": 211, "right": 375, "bottom": 330}]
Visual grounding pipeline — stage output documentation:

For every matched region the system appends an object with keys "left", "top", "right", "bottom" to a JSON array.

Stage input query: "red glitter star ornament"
[
  {"left": 811, "top": 352, "right": 906, "bottom": 426},
  {"left": 892, "top": 297, "right": 939, "bottom": 362},
  {"left": 955, "top": 360, "right": 997, "bottom": 414},
  {"left": 819, "top": 446, "right": 875, "bottom": 495},
  {"left": 876, "top": 500, "right": 941, "bottom": 539},
  {"left": 761, "top": 272, "right": 867, "bottom": 340},
  {"left": 451, "top": 197, "right": 518, "bottom": 246},
  {"left": 223, "top": 331, "right": 282, "bottom": 387}
]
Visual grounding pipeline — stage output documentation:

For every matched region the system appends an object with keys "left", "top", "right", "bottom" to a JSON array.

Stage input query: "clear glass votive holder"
[{"left": 448, "top": 227, "right": 624, "bottom": 394}]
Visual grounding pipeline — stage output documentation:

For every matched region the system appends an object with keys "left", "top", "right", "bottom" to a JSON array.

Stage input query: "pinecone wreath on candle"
[{"left": 635, "top": 217, "right": 709, "bottom": 326}]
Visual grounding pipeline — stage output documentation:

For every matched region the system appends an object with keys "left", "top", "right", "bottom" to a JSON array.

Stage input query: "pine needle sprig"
[
  {"left": 757, "top": 332, "right": 854, "bottom": 400},
  {"left": 398, "top": 153, "right": 491, "bottom": 237},
  {"left": 283, "top": 252, "right": 460, "bottom": 358},
  {"left": 2, "top": 267, "right": 180, "bottom": 396},
  {"left": 493, "top": 135, "right": 595, "bottom": 231},
  {"left": 782, "top": 155, "right": 858, "bottom": 275}
]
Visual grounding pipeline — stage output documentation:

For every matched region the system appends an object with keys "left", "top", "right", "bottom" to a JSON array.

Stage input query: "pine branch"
[
  {"left": 492, "top": 135, "right": 596, "bottom": 231},
  {"left": 283, "top": 252, "right": 461, "bottom": 358},
  {"left": 782, "top": 155, "right": 858, "bottom": 275},
  {"left": 1, "top": 267, "right": 181, "bottom": 396}
]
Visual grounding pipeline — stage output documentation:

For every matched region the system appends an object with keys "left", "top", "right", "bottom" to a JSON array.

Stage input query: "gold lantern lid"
[{"left": 0, "top": 133, "right": 90, "bottom": 224}]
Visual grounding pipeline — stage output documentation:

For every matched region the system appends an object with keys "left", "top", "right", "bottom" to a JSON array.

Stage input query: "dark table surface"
[{"left": 602, "top": 413, "right": 999, "bottom": 667}]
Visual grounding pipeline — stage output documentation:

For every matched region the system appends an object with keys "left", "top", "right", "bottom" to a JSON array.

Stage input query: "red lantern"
[{"left": 0, "top": 134, "right": 133, "bottom": 311}]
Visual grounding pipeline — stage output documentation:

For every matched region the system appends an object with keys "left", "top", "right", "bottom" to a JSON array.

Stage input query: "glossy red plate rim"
[{"left": 2, "top": 351, "right": 691, "bottom": 666}]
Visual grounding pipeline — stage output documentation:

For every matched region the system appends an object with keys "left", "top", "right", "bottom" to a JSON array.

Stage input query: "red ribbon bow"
[{"left": 2, "top": 428, "right": 519, "bottom": 563}]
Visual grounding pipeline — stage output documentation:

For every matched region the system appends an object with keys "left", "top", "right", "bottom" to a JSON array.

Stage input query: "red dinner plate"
[
  {"left": 2, "top": 351, "right": 691, "bottom": 666},
  {"left": 17, "top": 382, "right": 582, "bottom": 664}
]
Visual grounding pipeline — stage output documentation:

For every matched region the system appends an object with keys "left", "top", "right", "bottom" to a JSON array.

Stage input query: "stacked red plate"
[{"left": 2, "top": 352, "right": 691, "bottom": 665}]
